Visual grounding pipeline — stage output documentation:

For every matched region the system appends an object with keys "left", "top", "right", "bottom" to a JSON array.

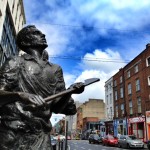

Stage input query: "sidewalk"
[{"left": 144, "top": 143, "right": 148, "bottom": 149}]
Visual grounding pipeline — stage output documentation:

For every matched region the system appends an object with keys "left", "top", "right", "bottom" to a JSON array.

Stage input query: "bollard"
[
  {"left": 58, "top": 141, "right": 61, "bottom": 150},
  {"left": 61, "top": 140, "right": 63, "bottom": 150},
  {"left": 58, "top": 135, "right": 60, "bottom": 150}
]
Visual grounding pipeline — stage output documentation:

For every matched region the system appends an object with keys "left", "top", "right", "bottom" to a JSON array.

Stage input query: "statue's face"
[{"left": 28, "top": 27, "right": 48, "bottom": 49}]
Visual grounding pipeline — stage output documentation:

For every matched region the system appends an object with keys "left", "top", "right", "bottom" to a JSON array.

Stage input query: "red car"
[{"left": 102, "top": 135, "right": 118, "bottom": 146}]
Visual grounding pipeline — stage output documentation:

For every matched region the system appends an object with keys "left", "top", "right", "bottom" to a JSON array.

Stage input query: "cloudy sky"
[{"left": 24, "top": 0, "right": 150, "bottom": 105}]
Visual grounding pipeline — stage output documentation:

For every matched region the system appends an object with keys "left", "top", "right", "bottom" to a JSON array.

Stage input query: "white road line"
[{"left": 81, "top": 147, "right": 85, "bottom": 149}]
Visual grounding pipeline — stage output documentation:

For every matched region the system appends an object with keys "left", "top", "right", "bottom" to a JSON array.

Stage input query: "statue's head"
[{"left": 16, "top": 25, "right": 48, "bottom": 52}]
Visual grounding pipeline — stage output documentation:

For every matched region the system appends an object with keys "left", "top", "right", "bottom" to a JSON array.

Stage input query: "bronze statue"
[{"left": 0, "top": 25, "right": 85, "bottom": 150}]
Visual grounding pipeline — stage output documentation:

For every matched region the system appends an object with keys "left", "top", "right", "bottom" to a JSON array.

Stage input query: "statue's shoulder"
[
  {"left": 49, "top": 62, "right": 62, "bottom": 71},
  {"left": 1, "top": 56, "right": 21, "bottom": 70}
]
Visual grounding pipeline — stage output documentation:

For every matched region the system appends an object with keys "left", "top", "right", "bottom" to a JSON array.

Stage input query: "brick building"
[
  {"left": 76, "top": 99, "right": 105, "bottom": 132},
  {"left": 113, "top": 68, "right": 127, "bottom": 136},
  {"left": 113, "top": 44, "right": 150, "bottom": 141},
  {"left": 82, "top": 117, "right": 99, "bottom": 131}
]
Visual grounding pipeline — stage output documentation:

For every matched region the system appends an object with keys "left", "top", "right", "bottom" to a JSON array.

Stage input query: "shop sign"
[{"left": 128, "top": 117, "right": 145, "bottom": 123}]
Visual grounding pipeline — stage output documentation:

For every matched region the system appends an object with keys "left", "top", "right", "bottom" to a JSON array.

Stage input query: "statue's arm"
[
  {"left": 0, "top": 57, "right": 19, "bottom": 105},
  {"left": 0, "top": 58, "right": 45, "bottom": 107},
  {"left": 50, "top": 66, "right": 76, "bottom": 115}
]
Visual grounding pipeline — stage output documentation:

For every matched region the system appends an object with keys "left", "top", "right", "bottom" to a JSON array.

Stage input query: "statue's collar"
[
  {"left": 23, "top": 54, "right": 35, "bottom": 60},
  {"left": 22, "top": 54, "right": 52, "bottom": 66}
]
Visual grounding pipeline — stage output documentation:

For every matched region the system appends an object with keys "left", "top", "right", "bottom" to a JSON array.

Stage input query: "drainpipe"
[{"left": 123, "top": 69, "right": 128, "bottom": 135}]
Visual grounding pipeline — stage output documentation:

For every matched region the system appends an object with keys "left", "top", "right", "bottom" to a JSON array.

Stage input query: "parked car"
[
  {"left": 102, "top": 135, "right": 118, "bottom": 146},
  {"left": 89, "top": 134, "right": 103, "bottom": 144},
  {"left": 50, "top": 135, "right": 58, "bottom": 150},
  {"left": 118, "top": 135, "right": 144, "bottom": 149},
  {"left": 147, "top": 140, "right": 150, "bottom": 150}
]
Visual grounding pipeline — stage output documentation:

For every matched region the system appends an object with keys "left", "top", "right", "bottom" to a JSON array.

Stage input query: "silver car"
[{"left": 118, "top": 135, "right": 144, "bottom": 149}]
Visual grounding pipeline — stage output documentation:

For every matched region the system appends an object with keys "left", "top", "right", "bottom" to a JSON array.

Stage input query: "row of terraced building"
[{"left": 105, "top": 44, "right": 150, "bottom": 142}]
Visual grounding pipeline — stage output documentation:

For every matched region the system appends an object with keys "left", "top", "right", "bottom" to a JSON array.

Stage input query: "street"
[{"left": 68, "top": 140, "right": 148, "bottom": 150}]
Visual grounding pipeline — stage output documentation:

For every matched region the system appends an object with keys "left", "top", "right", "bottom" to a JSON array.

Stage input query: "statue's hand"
[
  {"left": 69, "top": 82, "right": 85, "bottom": 94},
  {"left": 18, "top": 92, "right": 45, "bottom": 107}
]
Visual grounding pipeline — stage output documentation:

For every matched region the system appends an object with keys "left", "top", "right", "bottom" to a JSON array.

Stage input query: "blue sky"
[{"left": 24, "top": 0, "right": 150, "bottom": 104}]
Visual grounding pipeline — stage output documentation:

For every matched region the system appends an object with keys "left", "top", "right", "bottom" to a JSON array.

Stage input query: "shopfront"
[
  {"left": 105, "top": 120, "right": 114, "bottom": 135},
  {"left": 128, "top": 117, "right": 146, "bottom": 141},
  {"left": 146, "top": 111, "right": 150, "bottom": 140},
  {"left": 114, "top": 118, "right": 127, "bottom": 137}
]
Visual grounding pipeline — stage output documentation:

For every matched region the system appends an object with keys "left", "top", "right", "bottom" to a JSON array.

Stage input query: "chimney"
[{"left": 146, "top": 43, "right": 150, "bottom": 48}]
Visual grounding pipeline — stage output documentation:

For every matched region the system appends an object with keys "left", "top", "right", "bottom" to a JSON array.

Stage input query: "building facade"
[
  {"left": 105, "top": 77, "right": 114, "bottom": 120},
  {"left": 0, "top": 0, "right": 26, "bottom": 66},
  {"left": 113, "top": 68, "right": 128, "bottom": 137},
  {"left": 76, "top": 99, "right": 105, "bottom": 132},
  {"left": 124, "top": 44, "right": 150, "bottom": 142},
  {"left": 112, "top": 44, "right": 150, "bottom": 141}
]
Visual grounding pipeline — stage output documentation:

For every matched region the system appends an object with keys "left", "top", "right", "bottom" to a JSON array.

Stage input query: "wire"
[
  {"left": 49, "top": 55, "right": 129, "bottom": 63},
  {"left": 28, "top": 22, "right": 150, "bottom": 35}
]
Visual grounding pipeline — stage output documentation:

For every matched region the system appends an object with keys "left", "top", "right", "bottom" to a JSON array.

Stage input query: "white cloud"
[
  {"left": 34, "top": 24, "right": 70, "bottom": 56},
  {"left": 50, "top": 113, "right": 65, "bottom": 126},
  {"left": 24, "top": 0, "right": 150, "bottom": 59},
  {"left": 72, "top": 0, "right": 150, "bottom": 30},
  {"left": 64, "top": 49, "right": 126, "bottom": 103},
  {"left": 64, "top": 73, "right": 76, "bottom": 88},
  {"left": 71, "top": 69, "right": 114, "bottom": 103},
  {"left": 80, "top": 49, "right": 126, "bottom": 73}
]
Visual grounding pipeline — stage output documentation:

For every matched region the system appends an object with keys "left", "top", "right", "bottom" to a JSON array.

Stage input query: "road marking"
[
  {"left": 68, "top": 145, "right": 70, "bottom": 150},
  {"left": 81, "top": 147, "right": 85, "bottom": 149}
]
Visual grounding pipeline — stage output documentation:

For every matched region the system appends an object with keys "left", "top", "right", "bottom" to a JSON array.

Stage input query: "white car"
[{"left": 118, "top": 135, "right": 144, "bottom": 149}]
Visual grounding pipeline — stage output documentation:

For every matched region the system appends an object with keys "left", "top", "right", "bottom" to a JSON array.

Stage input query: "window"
[
  {"left": 110, "top": 107, "right": 112, "bottom": 119},
  {"left": 137, "top": 97, "right": 141, "bottom": 113},
  {"left": 115, "top": 90, "right": 118, "bottom": 100},
  {"left": 148, "top": 76, "right": 150, "bottom": 86},
  {"left": 1, "top": 7, "right": 18, "bottom": 65},
  {"left": 129, "top": 100, "right": 133, "bottom": 114},
  {"left": 127, "top": 70, "right": 130, "bottom": 78},
  {"left": 107, "top": 108, "right": 109, "bottom": 118},
  {"left": 107, "top": 95, "right": 108, "bottom": 104},
  {"left": 105, "top": 85, "right": 108, "bottom": 92},
  {"left": 128, "top": 83, "right": 132, "bottom": 95},
  {"left": 110, "top": 93, "right": 112, "bottom": 104},
  {"left": 134, "top": 65, "right": 139, "bottom": 73},
  {"left": 120, "top": 87, "right": 123, "bottom": 98},
  {"left": 114, "top": 80, "right": 117, "bottom": 87},
  {"left": 121, "top": 104, "right": 124, "bottom": 115},
  {"left": 146, "top": 56, "right": 150, "bottom": 67},
  {"left": 136, "top": 79, "right": 140, "bottom": 91},
  {"left": 108, "top": 84, "right": 111, "bottom": 90},
  {"left": 120, "top": 76, "right": 123, "bottom": 83},
  {"left": 116, "top": 105, "right": 118, "bottom": 117}
]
